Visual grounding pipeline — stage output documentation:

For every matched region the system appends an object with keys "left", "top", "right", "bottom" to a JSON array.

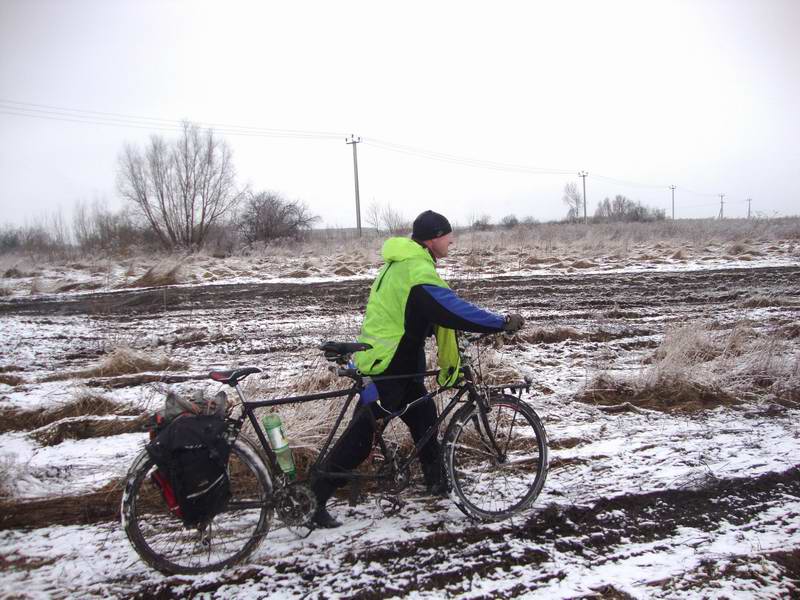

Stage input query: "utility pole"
[
  {"left": 578, "top": 171, "right": 588, "bottom": 223},
  {"left": 747, "top": 198, "right": 752, "bottom": 219},
  {"left": 718, "top": 194, "right": 725, "bottom": 219},
  {"left": 346, "top": 134, "right": 362, "bottom": 237},
  {"left": 670, "top": 185, "right": 676, "bottom": 220}
]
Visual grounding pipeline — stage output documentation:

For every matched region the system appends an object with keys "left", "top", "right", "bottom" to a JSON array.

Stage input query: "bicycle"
[{"left": 121, "top": 333, "right": 549, "bottom": 574}]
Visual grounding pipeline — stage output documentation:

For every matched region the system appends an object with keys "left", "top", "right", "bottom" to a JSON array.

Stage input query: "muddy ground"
[{"left": 1, "top": 263, "right": 799, "bottom": 598}]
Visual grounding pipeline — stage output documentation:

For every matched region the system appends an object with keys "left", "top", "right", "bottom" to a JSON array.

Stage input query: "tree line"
[
  {"left": 1, "top": 122, "right": 319, "bottom": 256},
  {"left": 1, "top": 122, "right": 666, "bottom": 256},
  {"left": 562, "top": 182, "right": 666, "bottom": 223}
]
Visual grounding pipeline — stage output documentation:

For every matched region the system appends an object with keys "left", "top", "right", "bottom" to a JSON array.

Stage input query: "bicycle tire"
[
  {"left": 121, "top": 436, "right": 273, "bottom": 575},
  {"left": 443, "top": 393, "right": 548, "bottom": 521}
]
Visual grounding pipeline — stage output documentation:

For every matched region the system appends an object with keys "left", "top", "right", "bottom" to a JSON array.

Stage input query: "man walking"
[{"left": 312, "top": 210, "right": 524, "bottom": 527}]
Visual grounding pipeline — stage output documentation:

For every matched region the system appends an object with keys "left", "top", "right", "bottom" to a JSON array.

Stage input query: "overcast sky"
[{"left": 1, "top": 0, "right": 798, "bottom": 229}]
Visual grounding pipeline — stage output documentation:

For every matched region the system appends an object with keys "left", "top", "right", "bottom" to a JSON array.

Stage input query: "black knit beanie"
[{"left": 411, "top": 210, "right": 452, "bottom": 241}]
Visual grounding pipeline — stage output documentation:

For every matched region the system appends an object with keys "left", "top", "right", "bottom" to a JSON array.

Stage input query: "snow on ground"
[
  {"left": 1, "top": 244, "right": 799, "bottom": 598},
  {"left": 1, "top": 391, "right": 798, "bottom": 598}
]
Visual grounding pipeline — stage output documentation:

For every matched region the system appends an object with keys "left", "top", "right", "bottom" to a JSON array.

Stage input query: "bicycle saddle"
[
  {"left": 319, "top": 341, "right": 372, "bottom": 364},
  {"left": 208, "top": 367, "right": 261, "bottom": 386}
]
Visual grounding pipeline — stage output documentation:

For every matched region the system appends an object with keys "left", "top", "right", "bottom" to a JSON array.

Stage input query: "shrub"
[{"left": 237, "top": 191, "right": 319, "bottom": 243}]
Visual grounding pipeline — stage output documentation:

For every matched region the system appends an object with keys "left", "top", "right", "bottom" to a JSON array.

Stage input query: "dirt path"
[
  {"left": 3, "top": 265, "right": 797, "bottom": 379},
  {"left": 1, "top": 265, "right": 798, "bottom": 318},
  {"left": 1, "top": 263, "right": 798, "bottom": 598},
  {"left": 126, "top": 466, "right": 800, "bottom": 599}
]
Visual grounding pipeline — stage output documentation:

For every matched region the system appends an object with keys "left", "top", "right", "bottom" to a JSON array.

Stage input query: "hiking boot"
[
  {"left": 311, "top": 506, "right": 342, "bottom": 529},
  {"left": 422, "top": 461, "right": 450, "bottom": 497},
  {"left": 425, "top": 479, "right": 450, "bottom": 497}
]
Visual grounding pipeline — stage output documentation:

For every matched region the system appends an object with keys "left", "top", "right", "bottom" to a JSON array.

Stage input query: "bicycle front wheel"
[
  {"left": 121, "top": 437, "right": 274, "bottom": 575},
  {"left": 443, "top": 393, "right": 548, "bottom": 521}
]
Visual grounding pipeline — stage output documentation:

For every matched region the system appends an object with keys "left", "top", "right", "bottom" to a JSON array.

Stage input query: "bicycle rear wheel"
[
  {"left": 443, "top": 393, "right": 548, "bottom": 521},
  {"left": 121, "top": 437, "right": 273, "bottom": 575}
]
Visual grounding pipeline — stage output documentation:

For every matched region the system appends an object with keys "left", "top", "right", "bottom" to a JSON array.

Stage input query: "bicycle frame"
[{"left": 228, "top": 364, "right": 491, "bottom": 488}]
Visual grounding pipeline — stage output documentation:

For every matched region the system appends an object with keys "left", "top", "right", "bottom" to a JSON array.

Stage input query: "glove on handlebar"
[{"left": 503, "top": 313, "right": 525, "bottom": 333}]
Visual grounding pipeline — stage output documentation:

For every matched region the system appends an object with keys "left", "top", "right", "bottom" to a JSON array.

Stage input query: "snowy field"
[{"left": 1, "top": 236, "right": 799, "bottom": 598}]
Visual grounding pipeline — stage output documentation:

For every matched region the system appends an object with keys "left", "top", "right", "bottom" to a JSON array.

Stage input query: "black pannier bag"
[{"left": 146, "top": 415, "right": 233, "bottom": 528}]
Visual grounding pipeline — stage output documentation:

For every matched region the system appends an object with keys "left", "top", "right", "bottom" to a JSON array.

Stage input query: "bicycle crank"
[{"left": 275, "top": 483, "right": 317, "bottom": 529}]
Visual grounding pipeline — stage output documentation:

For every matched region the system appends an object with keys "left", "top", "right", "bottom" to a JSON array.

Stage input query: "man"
[{"left": 311, "top": 210, "right": 524, "bottom": 528}]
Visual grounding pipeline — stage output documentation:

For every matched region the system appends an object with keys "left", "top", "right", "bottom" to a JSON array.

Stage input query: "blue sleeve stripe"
[{"left": 422, "top": 285, "right": 505, "bottom": 329}]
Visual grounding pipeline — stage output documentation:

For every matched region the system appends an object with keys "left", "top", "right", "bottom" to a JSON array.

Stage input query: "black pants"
[{"left": 312, "top": 375, "right": 439, "bottom": 505}]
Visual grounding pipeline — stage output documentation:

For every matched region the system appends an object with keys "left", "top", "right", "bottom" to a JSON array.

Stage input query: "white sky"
[{"left": 1, "top": 0, "right": 798, "bottom": 228}]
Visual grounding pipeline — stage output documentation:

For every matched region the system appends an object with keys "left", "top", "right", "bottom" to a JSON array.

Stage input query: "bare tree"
[
  {"left": 365, "top": 201, "right": 410, "bottom": 234},
  {"left": 470, "top": 214, "right": 493, "bottom": 231},
  {"left": 73, "top": 199, "right": 141, "bottom": 251},
  {"left": 595, "top": 195, "right": 666, "bottom": 222},
  {"left": 238, "top": 191, "right": 319, "bottom": 243},
  {"left": 117, "top": 122, "right": 245, "bottom": 249},
  {"left": 500, "top": 214, "right": 519, "bottom": 229},
  {"left": 562, "top": 182, "right": 584, "bottom": 222},
  {"left": 365, "top": 201, "right": 382, "bottom": 232}
]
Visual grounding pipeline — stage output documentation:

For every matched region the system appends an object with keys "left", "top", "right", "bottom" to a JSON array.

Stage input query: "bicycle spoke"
[
  {"left": 445, "top": 396, "right": 548, "bottom": 520},
  {"left": 123, "top": 440, "right": 273, "bottom": 574}
]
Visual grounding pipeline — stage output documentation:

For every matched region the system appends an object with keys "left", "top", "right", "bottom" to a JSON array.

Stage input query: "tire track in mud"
[
  {"left": 3, "top": 264, "right": 796, "bottom": 381},
  {"left": 2, "top": 265, "right": 797, "bottom": 318},
  {"left": 130, "top": 466, "right": 800, "bottom": 599}
]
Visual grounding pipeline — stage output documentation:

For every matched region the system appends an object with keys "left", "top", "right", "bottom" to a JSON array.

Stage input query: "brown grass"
[
  {"left": 42, "top": 346, "right": 187, "bottom": 382},
  {"left": 30, "top": 415, "right": 149, "bottom": 446},
  {"left": 129, "top": 261, "right": 183, "bottom": 288},
  {"left": 577, "top": 373, "right": 739, "bottom": 413},
  {"left": 0, "top": 479, "right": 122, "bottom": 530},
  {"left": 738, "top": 295, "right": 799, "bottom": 309},
  {"left": 0, "top": 393, "right": 137, "bottom": 434},
  {"left": 522, "top": 327, "right": 582, "bottom": 344},
  {"left": 727, "top": 242, "right": 752, "bottom": 255},
  {"left": 0, "top": 373, "right": 25, "bottom": 386},
  {"left": 580, "top": 320, "right": 799, "bottom": 412}
]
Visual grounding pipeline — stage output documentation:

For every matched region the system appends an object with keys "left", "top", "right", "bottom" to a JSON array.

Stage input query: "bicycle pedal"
[{"left": 347, "top": 481, "right": 363, "bottom": 506}]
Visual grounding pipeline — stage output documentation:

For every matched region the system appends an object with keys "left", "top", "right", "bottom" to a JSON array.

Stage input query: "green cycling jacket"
[{"left": 354, "top": 237, "right": 461, "bottom": 387}]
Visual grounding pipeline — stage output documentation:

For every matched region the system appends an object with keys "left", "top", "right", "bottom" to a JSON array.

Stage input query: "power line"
[
  {"left": 0, "top": 99, "right": 345, "bottom": 140},
  {"left": 0, "top": 98, "right": 754, "bottom": 215},
  {"left": 363, "top": 137, "right": 576, "bottom": 176}
]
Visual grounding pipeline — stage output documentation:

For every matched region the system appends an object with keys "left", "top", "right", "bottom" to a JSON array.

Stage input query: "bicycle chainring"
[{"left": 276, "top": 483, "right": 317, "bottom": 528}]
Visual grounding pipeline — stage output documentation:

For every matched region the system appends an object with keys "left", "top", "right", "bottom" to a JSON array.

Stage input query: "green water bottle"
[{"left": 262, "top": 413, "right": 296, "bottom": 479}]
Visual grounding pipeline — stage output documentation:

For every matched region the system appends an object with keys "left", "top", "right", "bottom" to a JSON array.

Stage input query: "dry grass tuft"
[
  {"left": 0, "top": 479, "right": 122, "bottom": 530},
  {"left": 522, "top": 327, "right": 582, "bottom": 344},
  {"left": 43, "top": 347, "right": 187, "bottom": 382},
  {"left": 333, "top": 265, "right": 357, "bottom": 276},
  {"left": 738, "top": 295, "right": 799, "bottom": 309},
  {"left": 30, "top": 415, "right": 149, "bottom": 446},
  {"left": 0, "top": 373, "right": 25, "bottom": 386},
  {"left": 602, "top": 304, "right": 642, "bottom": 319},
  {"left": 570, "top": 259, "right": 597, "bottom": 269},
  {"left": 780, "top": 324, "right": 800, "bottom": 339},
  {"left": 579, "top": 320, "right": 799, "bottom": 413},
  {"left": 0, "top": 392, "right": 135, "bottom": 434},
  {"left": 727, "top": 242, "right": 752, "bottom": 255},
  {"left": 578, "top": 373, "right": 739, "bottom": 413},
  {"left": 670, "top": 249, "right": 687, "bottom": 260},
  {"left": 130, "top": 260, "right": 183, "bottom": 288}
]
